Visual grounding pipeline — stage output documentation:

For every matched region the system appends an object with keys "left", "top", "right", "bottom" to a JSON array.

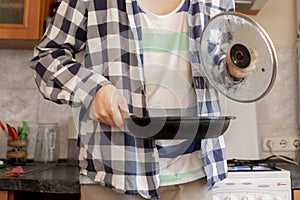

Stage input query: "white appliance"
[
  {"left": 212, "top": 168, "right": 291, "bottom": 200},
  {"left": 211, "top": 97, "right": 290, "bottom": 200},
  {"left": 215, "top": 80, "right": 292, "bottom": 200}
]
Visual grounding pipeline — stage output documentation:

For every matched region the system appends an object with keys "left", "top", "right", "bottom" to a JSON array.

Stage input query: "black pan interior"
[{"left": 124, "top": 116, "right": 236, "bottom": 139}]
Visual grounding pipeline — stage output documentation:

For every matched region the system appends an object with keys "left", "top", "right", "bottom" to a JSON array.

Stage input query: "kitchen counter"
[
  {"left": 0, "top": 163, "right": 80, "bottom": 194},
  {"left": 276, "top": 162, "right": 300, "bottom": 190},
  {"left": 0, "top": 161, "right": 299, "bottom": 197}
]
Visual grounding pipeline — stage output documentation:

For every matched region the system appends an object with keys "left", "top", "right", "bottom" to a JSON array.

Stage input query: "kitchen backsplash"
[
  {"left": 257, "top": 48, "right": 299, "bottom": 159},
  {"left": 0, "top": 48, "right": 298, "bottom": 161},
  {"left": 0, "top": 49, "right": 73, "bottom": 160}
]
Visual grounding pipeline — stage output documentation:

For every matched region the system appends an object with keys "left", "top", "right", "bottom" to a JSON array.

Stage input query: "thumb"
[
  {"left": 111, "top": 95, "right": 129, "bottom": 127},
  {"left": 118, "top": 96, "right": 129, "bottom": 117}
]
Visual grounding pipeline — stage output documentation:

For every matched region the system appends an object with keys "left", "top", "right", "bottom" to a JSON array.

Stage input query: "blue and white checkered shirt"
[{"left": 30, "top": 0, "right": 235, "bottom": 199}]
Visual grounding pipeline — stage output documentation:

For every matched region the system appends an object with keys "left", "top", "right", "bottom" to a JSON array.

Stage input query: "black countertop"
[
  {"left": 0, "top": 163, "right": 80, "bottom": 194},
  {"left": 276, "top": 162, "right": 300, "bottom": 190}
]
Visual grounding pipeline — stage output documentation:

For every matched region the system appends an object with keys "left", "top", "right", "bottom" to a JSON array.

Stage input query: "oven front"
[{"left": 212, "top": 170, "right": 291, "bottom": 200}]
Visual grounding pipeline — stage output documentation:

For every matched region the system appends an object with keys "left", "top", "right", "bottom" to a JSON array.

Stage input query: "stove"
[{"left": 212, "top": 160, "right": 291, "bottom": 200}]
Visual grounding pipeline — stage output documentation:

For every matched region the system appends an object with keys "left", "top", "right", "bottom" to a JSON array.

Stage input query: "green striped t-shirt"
[{"left": 138, "top": 0, "right": 206, "bottom": 186}]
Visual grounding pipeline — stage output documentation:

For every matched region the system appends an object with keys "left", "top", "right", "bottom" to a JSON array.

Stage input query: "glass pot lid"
[{"left": 199, "top": 12, "right": 277, "bottom": 103}]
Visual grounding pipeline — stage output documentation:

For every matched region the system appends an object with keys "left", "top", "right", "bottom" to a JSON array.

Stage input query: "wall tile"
[
  {"left": 0, "top": 50, "right": 36, "bottom": 89},
  {"left": 0, "top": 89, "right": 39, "bottom": 123},
  {"left": 258, "top": 125, "right": 299, "bottom": 159},
  {"left": 274, "top": 48, "right": 298, "bottom": 87},
  {"left": 38, "top": 96, "right": 73, "bottom": 124},
  {"left": 0, "top": 130, "right": 9, "bottom": 159},
  {"left": 257, "top": 86, "right": 298, "bottom": 128},
  {"left": 256, "top": 47, "right": 300, "bottom": 159}
]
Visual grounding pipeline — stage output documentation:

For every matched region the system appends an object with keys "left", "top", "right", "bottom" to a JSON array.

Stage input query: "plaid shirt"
[{"left": 30, "top": 0, "right": 234, "bottom": 199}]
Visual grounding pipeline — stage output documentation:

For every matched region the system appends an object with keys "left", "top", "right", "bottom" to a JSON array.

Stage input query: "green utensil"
[{"left": 20, "top": 121, "right": 27, "bottom": 140}]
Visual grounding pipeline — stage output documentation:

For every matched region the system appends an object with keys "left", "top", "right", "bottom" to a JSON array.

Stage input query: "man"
[{"left": 30, "top": 0, "right": 252, "bottom": 199}]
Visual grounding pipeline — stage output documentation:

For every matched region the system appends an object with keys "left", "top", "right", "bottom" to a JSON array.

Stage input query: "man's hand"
[
  {"left": 89, "top": 84, "right": 129, "bottom": 127},
  {"left": 226, "top": 49, "right": 257, "bottom": 79}
]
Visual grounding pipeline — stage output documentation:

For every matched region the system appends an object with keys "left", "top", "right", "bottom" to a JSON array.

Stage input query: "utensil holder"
[{"left": 7, "top": 139, "right": 27, "bottom": 165}]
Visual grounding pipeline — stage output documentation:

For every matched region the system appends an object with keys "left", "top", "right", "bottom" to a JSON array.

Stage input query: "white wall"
[
  {"left": 251, "top": 0, "right": 299, "bottom": 159},
  {"left": 225, "top": 0, "right": 299, "bottom": 160},
  {"left": 253, "top": 0, "right": 297, "bottom": 49}
]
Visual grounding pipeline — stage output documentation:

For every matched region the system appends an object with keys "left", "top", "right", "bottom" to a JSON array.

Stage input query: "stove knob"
[
  {"left": 241, "top": 195, "right": 255, "bottom": 200},
  {"left": 224, "top": 195, "right": 238, "bottom": 200},
  {"left": 257, "top": 195, "right": 273, "bottom": 200}
]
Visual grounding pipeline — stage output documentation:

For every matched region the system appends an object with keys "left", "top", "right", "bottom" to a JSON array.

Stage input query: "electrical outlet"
[{"left": 262, "top": 136, "right": 300, "bottom": 152}]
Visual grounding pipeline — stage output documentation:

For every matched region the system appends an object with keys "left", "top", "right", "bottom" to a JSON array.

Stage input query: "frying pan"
[{"left": 124, "top": 116, "right": 235, "bottom": 139}]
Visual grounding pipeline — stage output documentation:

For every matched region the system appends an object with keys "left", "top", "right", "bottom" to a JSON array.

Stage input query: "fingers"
[
  {"left": 89, "top": 98, "right": 116, "bottom": 126},
  {"left": 111, "top": 95, "right": 128, "bottom": 127},
  {"left": 226, "top": 50, "right": 257, "bottom": 79},
  {"left": 89, "top": 84, "right": 129, "bottom": 128},
  {"left": 227, "top": 65, "right": 253, "bottom": 79},
  {"left": 119, "top": 96, "right": 130, "bottom": 117}
]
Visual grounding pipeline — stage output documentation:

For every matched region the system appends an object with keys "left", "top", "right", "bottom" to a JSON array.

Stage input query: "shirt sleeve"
[{"left": 29, "top": 0, "right": 111, "bottom": 109}]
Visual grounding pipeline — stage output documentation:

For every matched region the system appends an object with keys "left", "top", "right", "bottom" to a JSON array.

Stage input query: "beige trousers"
[{"left": 81, "top": 178, "right": 212, "bottom": 200}]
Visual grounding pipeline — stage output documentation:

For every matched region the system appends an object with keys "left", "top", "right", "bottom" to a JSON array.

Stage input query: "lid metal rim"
[{"left": 200, "top": 11, "right": 278, "bottom": 103}]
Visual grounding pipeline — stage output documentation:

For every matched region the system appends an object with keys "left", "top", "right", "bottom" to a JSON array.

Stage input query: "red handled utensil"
[
  {"left": 6, "top": 124, "right": 18, "bottom": 140},
  {"left": 0, "top": 120, "right": 9, "bottom": 137},
  {"left": 0, "top": 121, "right": 5, "bottom": 132}
]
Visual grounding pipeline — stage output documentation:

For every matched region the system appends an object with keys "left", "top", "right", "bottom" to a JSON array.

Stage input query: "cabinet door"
[
  {"left": 294, "top": 190, "right": 300, "bottom": 200},
  {"left": 0, "top": 0, "right": 41, "bottom": 39},
  {"left": 0, "top": 190, "right": 13, "bottom": 200},
  {"left": 0, "top": 191, "right": 7, "bottom": 200}
]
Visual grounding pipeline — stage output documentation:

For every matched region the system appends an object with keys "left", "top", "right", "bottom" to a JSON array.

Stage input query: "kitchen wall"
[
  {"left": 0, "top": 0, "right": 298, "bottom": 161},
  {"left": 251, "top": 0, "right": 299, "bottom": 159},
  {"left": 0, "top": 50, "right": 73, "bottom": 160}
]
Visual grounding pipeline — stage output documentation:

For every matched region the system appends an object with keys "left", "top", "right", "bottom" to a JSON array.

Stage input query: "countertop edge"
[{"left": 0, "top": 164, "right": 80, "bottom": 194}]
